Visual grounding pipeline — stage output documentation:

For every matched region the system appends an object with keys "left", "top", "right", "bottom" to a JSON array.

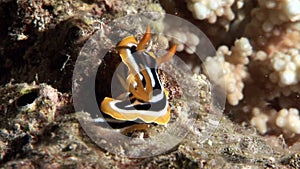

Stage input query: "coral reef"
[
  {"left": 162, "top": 0, "right": 300, "bottom": 143},
  {"left": 165, "top": 24, "right": 200, "bottom": 54},
  {"left": 195, "top": 0, "right": 300, "bottom": 139},
  {"left": 0, "top": 82, "right": 299, "bottom": 168},
  {"left": 243, "top": 0, "right": 300, "bottom": 137},
  {"left": 1, "top": 0, "right": 300, "bottom": 168},
  {"left": 186, "top": 0, "right": 236, "bottom": 27},
  {"left": 276, "top": 108, "right": 300, "bottom": 134},
  {"left": 203, "top": 37, "right": 252, "bottom": 106}
]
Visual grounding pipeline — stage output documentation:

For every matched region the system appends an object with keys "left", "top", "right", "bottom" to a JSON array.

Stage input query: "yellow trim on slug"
[
  {"left": 101, "top": 97, "right": 126, "bottom": 120},
  {"left": 128, "top": 69, "right": 153, "bottom": 102},
  {"left": 100, "top": 97, "right": 170, "bottom": 125},
  {"left": 153, "top": 106, "right": 170, "bottom": 125},
  {"left": 117, "top": 36, "right": 138, "bottom": 48},
  {"left": 164, "top": 88, "right": 169, "bottom": 98},
  {"left": 117, "top": 36, "right": 139, "bottom": 76}
]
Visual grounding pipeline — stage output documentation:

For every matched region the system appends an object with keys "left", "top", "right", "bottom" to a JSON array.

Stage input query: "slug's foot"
[{"left": 120, "top": 123, "right": 152, "bottom": 137}]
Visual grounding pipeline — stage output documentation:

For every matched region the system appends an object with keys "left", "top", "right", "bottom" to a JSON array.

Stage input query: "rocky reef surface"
[{"left": 0, "top": 0, "right": 300, "bottom": 168}]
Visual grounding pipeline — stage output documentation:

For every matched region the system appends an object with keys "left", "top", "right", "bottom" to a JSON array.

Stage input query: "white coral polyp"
[
  {"left": 187, "top": 0, "right": 235, "bottom": 24},
  {"left": 279, "top": 70, "right": 297, "bottom": 85},
  {"left": 276, "top": 108, "right": 300, "bottom": 134},
  {"left": 270, "top": 49, "right": 300, "bottom": 86},
  {"left": 232, "top": 37, "right": 252, "bottom": 61},
  {"left": 193, "top": 2, "right": 210, "bottom": 20},
  {"left": 282, "top": 0, "right": 300, "bottom": 21},
  {"left": 167, "top": 26, "right": 200, "bottom": 55},
  {"left": 203, "top": 38, "right": 253, "bottom": 106},
  {"left": 272, "top": 57, "right": 285, "bottom": 71},
  {"left": 258, "top": 0, "right": 300, "bottom": 21},
  {"left": 208, "top": 1, "right": 219, "bottom": 10},
  {"left": 203, "top": 56, "right": 226, "bottom": 85},
  {"left": 250, "top": 108, "right": 269, "bottom": 134}
]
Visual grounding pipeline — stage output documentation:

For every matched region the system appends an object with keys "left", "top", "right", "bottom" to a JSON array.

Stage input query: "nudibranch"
[{"left": 100, "top": 27, "right": 177, "bottom": 125}]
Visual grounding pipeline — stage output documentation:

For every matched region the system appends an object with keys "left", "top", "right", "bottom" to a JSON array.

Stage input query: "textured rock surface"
[{"left": 0, "top": 0, "right": 300, "bottom": 168}]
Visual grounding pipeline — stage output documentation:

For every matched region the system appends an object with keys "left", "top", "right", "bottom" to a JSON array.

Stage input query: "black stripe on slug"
[{"left": 115, "top": 94, "right": 167, "bottom": 111}]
